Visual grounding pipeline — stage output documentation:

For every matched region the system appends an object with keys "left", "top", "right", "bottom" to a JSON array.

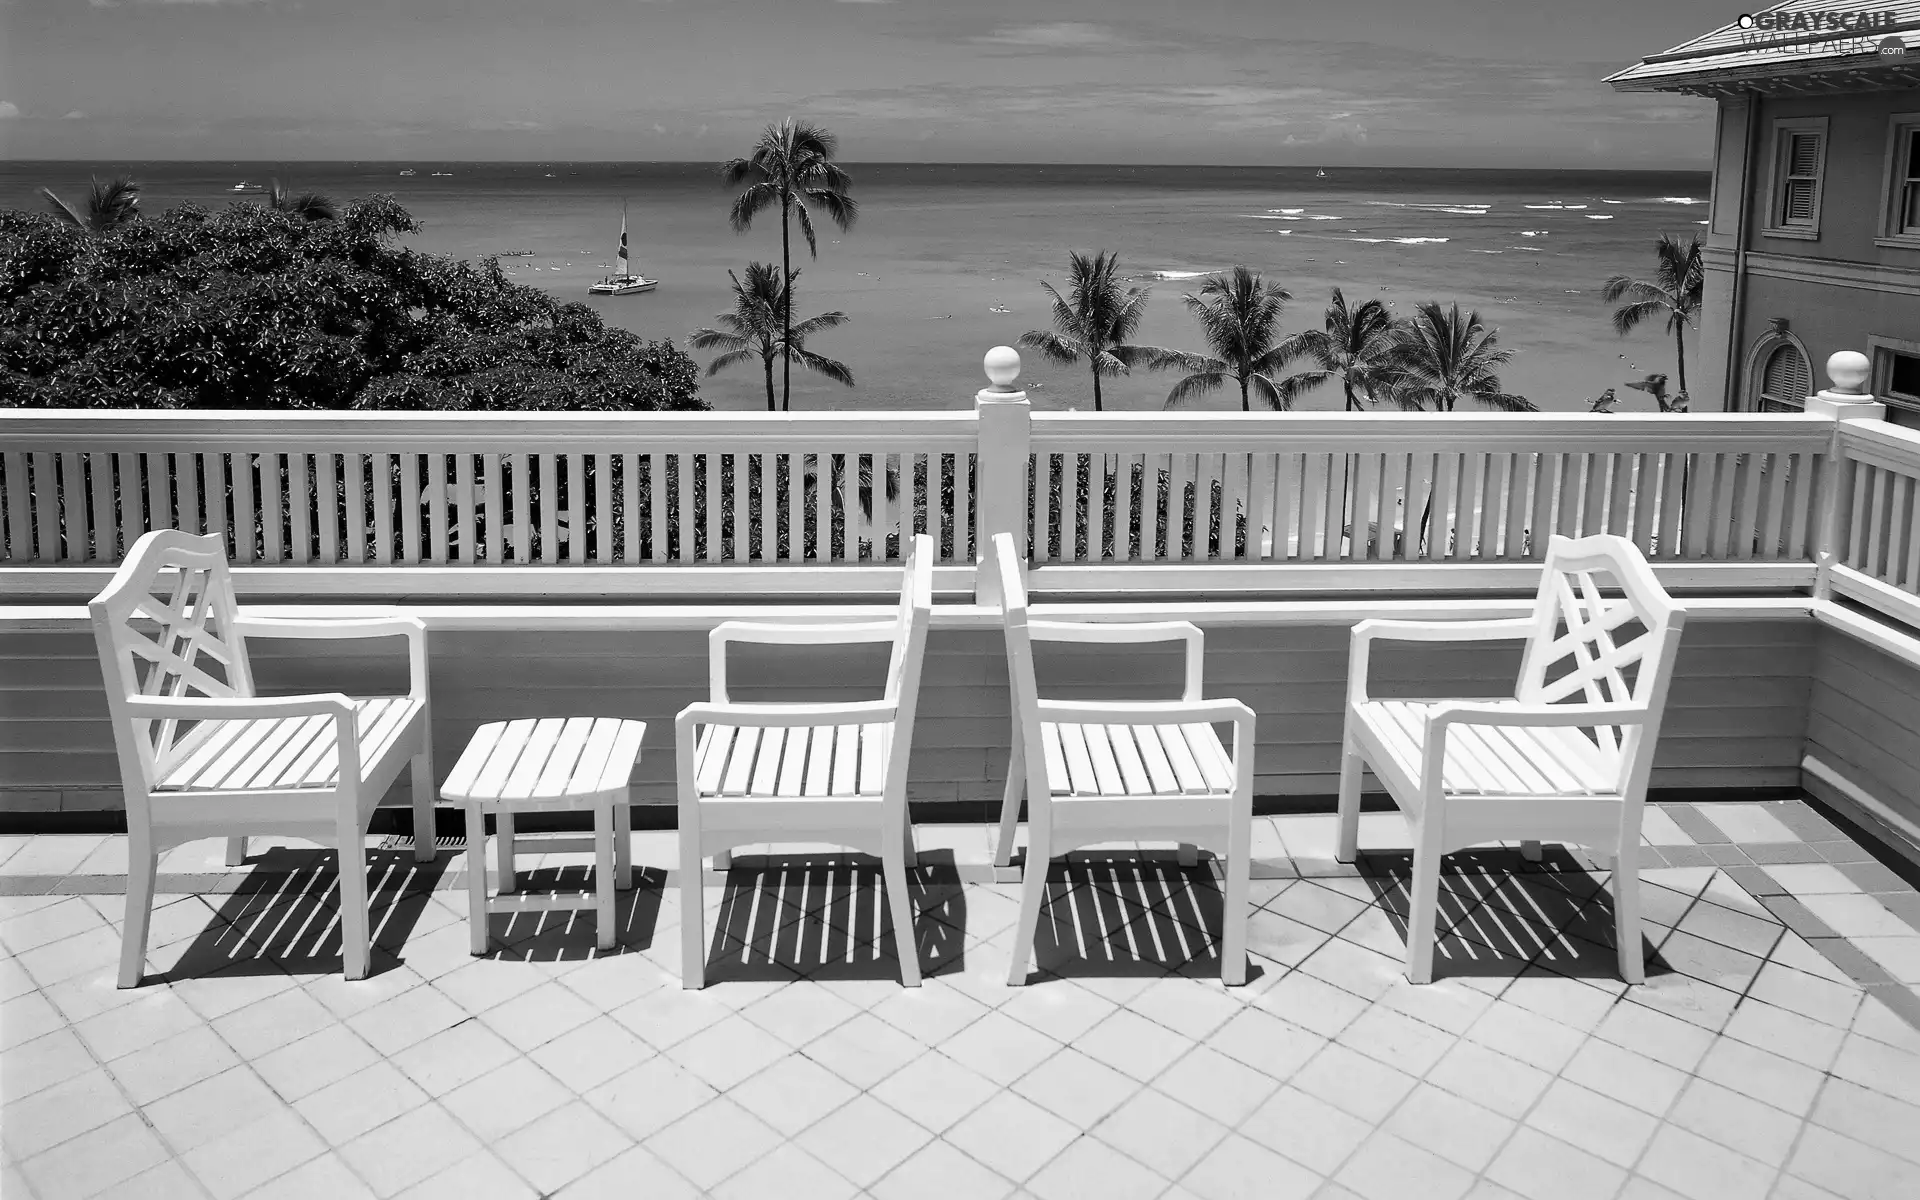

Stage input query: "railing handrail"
[{"left": 0, "top": 409, "right": 983, "bottom": 452}]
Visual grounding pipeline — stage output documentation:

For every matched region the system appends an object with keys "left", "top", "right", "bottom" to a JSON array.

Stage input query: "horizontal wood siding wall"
[
  {"left": 1, "top": 619, "right": 1814, "bottom": 810},
  {"left": 1806, "top": 625, "right": 1920, "bottom": 829}
]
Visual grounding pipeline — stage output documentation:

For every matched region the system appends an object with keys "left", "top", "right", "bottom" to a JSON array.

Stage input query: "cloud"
[
  {"left": 0, "top": 102, "right": 18, "bottom": 120},
  {"left": 90, "top": 0, "right": 269, "bottom": 7},
  {"left": 465, "top": 118, "right": 543, "bottom": 132},
  {"left": 971, "top": 22, "right": 1123, "bottom": 51},
  {"left": 63, "top": 111, "right": 87, "bottom": 120},
  {"left": 651, "top": 123, "right": 667, "bottom": 135}
]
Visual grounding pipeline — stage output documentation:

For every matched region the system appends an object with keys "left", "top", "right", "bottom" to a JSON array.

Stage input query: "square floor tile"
[
  {"left": 1090, "top": 1088, "right": 1229, "bottom": 1180},
  {"left": 1637, "top": 1125, "right": 1775, "bottom": 1200},
  {"left": 1181, "top": 1132, "right": 1322, "bottom": 1200},
  {"left": 794, "top": 1093, "right": 933, "bottom": 1188},
  {"left": 1336, "top": 1130, "right": 1474, "bottom": 1200},
  {"left": 869, "top": 1049, "right": 1003, "bottom": 1134},
  {"left": 494, "top": 1100, "right": 633, "bottom": 1195},
  {"left": 1383, "top": 1082, "right": 1514, "bottom": 1173},
  {"left": 868, "top": 1137, "right": 1013, "bottom": 1200}
]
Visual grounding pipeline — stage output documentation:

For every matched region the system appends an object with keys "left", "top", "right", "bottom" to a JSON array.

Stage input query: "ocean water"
[{"left": 3, "top": 162, "right": 1712, "bottom": 414}]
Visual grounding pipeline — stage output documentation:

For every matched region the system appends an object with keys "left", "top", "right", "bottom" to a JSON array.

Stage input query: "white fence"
[{"left": 0, "top": 399, "right": 1897, "bottom": 604}]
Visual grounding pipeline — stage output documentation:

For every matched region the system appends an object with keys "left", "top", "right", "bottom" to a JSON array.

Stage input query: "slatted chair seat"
[
  {"left": 674, "top": 535, "right": 934, "bottom": 989},
  {"left": 989, "top": 532, "right": 1257, "bottom": 987},
  {"left": 1349, "top": 700, "right": 1616, "bottom": 800},
  {"left": 92, "top": 529, "right": 434, "bottom": 987},
  {"left": 1039, "top": 721, "right": 1236, "bottom": 799},
  {"left": 692, "top": 722, "right": 893, "bottom": 799},
  {"left": 1338, "top": 533, "right": 1687, "bottom": 985},
  {"left": 156, "top": 697, "right": 424, "bottom": 793}
]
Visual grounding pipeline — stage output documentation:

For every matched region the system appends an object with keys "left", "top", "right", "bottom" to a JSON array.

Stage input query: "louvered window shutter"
[
  {"left": 1760, "top": 344, "right": 1812, "bottom": 411},
  {"left": 1779, "top": 131, "right": 1822, "bottom": 227}
]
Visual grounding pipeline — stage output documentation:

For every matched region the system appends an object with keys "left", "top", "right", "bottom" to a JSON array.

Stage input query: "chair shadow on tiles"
[
  {"left": 1352, "top": 845, "right": 1671, "bottom": 983},
  {"left": 149, "top": 845, "right": 452, "bottom": 983},
  {"left": 1010, "top": 850, "right": 1266, "bottom": 986},
  {"left": 470, "top": 862, "right": 670, "bottom": 964},
  {"left": 700, "top": 851, "right": 967, "bottom": 985}
]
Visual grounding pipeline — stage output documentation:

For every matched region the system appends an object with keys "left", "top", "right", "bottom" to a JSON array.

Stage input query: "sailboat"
[
  {"left": 1316, "top": 169, "right": 1328, "bottom": 178},
  {"left": 588, "top": 204, "right": 657, "bottom": 295}
]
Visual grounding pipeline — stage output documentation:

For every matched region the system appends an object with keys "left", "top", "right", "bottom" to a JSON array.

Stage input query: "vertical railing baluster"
[
  {"left": 343, "top": 453, "right": 366, "bottom": 564},
  {"left": 233, "top": 452, "right": 259, "bottom": 564},
  {"left": 1657, "top": 450, "right": 1688, "bottom": 560},
  {"left": 315, "top": 452, "right": 338, "bottom": 563},
  {"left": 89, "top": 451, "right": 117, "bottom": 561},
  {"left": 593, "top": 452, "right": 613, "bottom": 565},
  {"left": 59, "top": 453, "right": 86, "bottom": 562},
  {"left": 455, "top": 452, "right": 476, "bottom": 565},
  {"left": 483, "top": 453, "right": 504, "bottom": 564},
  {"left": 399, "top": 453, "right": 421, "bottom": 565},
  {"left": 288, "top": 452, "right": 311, "bottom": 564}
]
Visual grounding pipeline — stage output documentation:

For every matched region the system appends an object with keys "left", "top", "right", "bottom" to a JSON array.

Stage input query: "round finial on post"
[
  {"left": 1826, "top": 350, "right": 1870, "bottom": 395},
  {"left": 984, "top": 346, "right": 1022, "bottom": 392}
]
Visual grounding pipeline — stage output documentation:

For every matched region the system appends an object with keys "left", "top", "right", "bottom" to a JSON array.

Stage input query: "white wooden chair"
[
  {"left": 989, "top": 533, "right": 1256, "bottom": 986},
  {"left": 91, "top": 530, "right": 434, "bottom": 986},
  {"left": 674, "top": 533, "right": 934, "bottom": 988},
  {"left": 1337, "top": 533, "right": 1687, "bottom": 985}
]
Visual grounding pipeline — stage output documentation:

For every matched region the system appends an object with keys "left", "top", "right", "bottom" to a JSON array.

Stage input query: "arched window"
[
  {"left": 1759, "top": 344, "right": 1812, "bottom": 411},
  {"left": 1745, "top": 327, "right": 1814, "bottom": 413}
]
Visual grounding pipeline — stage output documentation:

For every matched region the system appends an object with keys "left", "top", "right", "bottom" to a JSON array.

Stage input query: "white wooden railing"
[{"left": 0, "top": 347, "right": 1906, "bottom": 604}]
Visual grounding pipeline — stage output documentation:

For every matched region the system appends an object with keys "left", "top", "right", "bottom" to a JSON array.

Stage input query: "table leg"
[
  {"left": 595, "top": 800, "right": 617, "bottom": 952},
  {"left": 496, "top": 810, "right": 516, "bottom": 893},
  {"left": 466, "top": 803, "right": 489, "bottom": 955}
]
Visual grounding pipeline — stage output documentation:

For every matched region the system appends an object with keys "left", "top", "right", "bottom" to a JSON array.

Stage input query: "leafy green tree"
[
  {"left": 268, "top": 179, "right": 338, "bottom": 222},
  {"left": 0, "top": 194, "right": 703, "bottom": 411},
  {"left": 40, "top": 176, "right": 141, "bottom": 234},
  {"left": 1161, "top": 267, "right": 1318, "bottom": 411},
  {"left": 1603, "top": 234, "right": 1701, "bottom": 398},
  {"left": 1019, "top": 250, "right": 1178, "bottom": 412},
  {"left": 689, "top": 262, "right": 854, "bottom": 411},
  {"left": 722, "top": 118, "right": 857, "bottom": 410},
  {"left": 1383, "top": 301, "right": 1533, "bottom": 413},
  {"left": 1290, "top": 288, "right": 1405, "bottom": 411}
]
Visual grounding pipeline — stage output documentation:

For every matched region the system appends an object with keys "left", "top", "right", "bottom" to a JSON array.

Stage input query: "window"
[
  {"left": 1765, "top": 118, "right": 1827, "bottom": 240},
  {"left": 1758, "top": 343, "right": 1812, "bottom": 412},
  {"left": 1870, "top": 335, "right": 1920, "bottom": 413},
  {"left": 1878, "top": 115, "right": 1920, "bottom": 246}
]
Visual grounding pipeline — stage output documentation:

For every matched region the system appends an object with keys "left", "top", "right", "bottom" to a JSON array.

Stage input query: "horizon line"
[{"left": 1, "top": 158, "right": 1714, "bottom": 173}]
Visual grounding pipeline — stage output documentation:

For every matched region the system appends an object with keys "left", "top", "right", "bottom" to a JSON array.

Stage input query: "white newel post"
[
  {"left": 974, "top": 346, "right": 1031, "bottom": 605},
  {"left": 1808, "top": 350, "right": 1884, "bottom": 600}
]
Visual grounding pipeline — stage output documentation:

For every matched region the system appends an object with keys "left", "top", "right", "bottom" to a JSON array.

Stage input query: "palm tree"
[
  {"left": 41, "top": 175, "right": 140, "bottom": 234},
  {"left": 1290, "top": 288, "right": 1405, "bottom": 411},
  {"left": 1603, "top": 234, "right": 1702, "bottom": 398},
  {"left": 267, "top": 179, "right": 338, "bottom": 222},
  {"left": 1020, "top": 251, "right": 1179, "bottom": 412},
  {"left": 721, "top": 119, "right": 858, "bottom": 410},
  {"left": 1161, "top": 267, "right": 1319, "bottom": 411},
  {"left": 689, "top": 262, "right": 853, "bottom": 411},
  {"left": 1385, "top": 301, "right": 1534, "bottom": 413}
]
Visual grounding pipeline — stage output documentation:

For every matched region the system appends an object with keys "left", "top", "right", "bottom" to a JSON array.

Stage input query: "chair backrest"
[
  {"left": 1515, "top": 534, "right": 1688, "bottom": 794},
  {"left": 88, "top": 530, "right": 255, "bottom": 795},
  {"left": 990, "top": 533, "right": 1053, "bottom": 808},
  {"left": 882, "top": 534, "right": 936, "bottom": 798}
]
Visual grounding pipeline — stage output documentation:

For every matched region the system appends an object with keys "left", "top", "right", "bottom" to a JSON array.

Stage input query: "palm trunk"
[
  {"left": 1673, "top": 324, "right": 1688, "bottom": 402},
  {"left": 764, "top": 356, "right": 776, "bottom": 412},
  {"left": 780, "top": 191, "right": 793, "bottom": 412},
  {"left": 1092, "top": 366, "right": 1103, "bottom": 412},
  {"left": 1240, "top": 376, "right": 1250, "bottom": 413}
]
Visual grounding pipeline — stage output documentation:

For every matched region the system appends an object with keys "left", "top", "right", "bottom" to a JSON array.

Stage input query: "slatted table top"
[{"left": 441, "top": 716, "right": 646, "bottom": 808}]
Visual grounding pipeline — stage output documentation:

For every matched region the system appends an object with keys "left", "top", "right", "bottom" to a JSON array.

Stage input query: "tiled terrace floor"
[{"left": 5, "top": 800, "right": 1920, "bottom": 1200}]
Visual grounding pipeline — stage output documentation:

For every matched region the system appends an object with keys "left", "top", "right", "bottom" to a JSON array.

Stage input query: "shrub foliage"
[{"left": 0, "top": 195, "right": 704, "bottom": 411}]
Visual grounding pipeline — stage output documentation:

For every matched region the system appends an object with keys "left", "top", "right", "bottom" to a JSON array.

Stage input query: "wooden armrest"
[
  {"left": 235, "top": 615, "right": 429, "bottom": 701},
  {"left": 1426, "top": 700, "right": 1649, "bottom": 730},
  {"left": 675, "top": 699, "right": 899, "bottom": 730},
  {"left": 1347, "top": 617, "right": 1533, "bottom": 707},
  {"left": 709, "top": 620, "right": 899, "bottom": 703},
  {"left": 1036, "top": 698, "right": 1253, "bottom": 727},
  {"left": 123, "top": 693, "right": 356, "bottom": 721}
]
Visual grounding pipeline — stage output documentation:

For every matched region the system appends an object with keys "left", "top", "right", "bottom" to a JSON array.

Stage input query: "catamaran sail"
[{"left": 589, "top": 204, "right": 657, "bottom": 295}]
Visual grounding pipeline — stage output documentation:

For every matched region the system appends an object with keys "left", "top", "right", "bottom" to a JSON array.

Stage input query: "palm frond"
[
  {"left": 792, "top": 347, "right": 855, "bottom": 387},
  {"left": 40, "top": 188, "right": 87, "bottom": 230},
  {"left": 702, "top": 348, "right": 758, "bottom": 376},
  {"left": 728, "top": 183, "right": 782, "bottom": 233},
  {"left": 1164, "top": 371, "right": 1227, "bottom": 408},
  {"left": 1017, "top": 329, "right": 1084, "bottom": 367}
]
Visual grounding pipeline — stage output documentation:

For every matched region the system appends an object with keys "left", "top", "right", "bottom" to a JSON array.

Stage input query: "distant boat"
[
  {"left": 1316, "top": 169, "right": 1328, "bottom": 178},
  {"left": 230, "top": 181, "right": 264, "bottom": 192},
  {"left": 398, "top": 169, "right": 416, "bottom": 177},
  {"left": 500, "top": 249, "right": 535, "bottom": 257},
  {"left": 430, "top": 172, "right": 453, "bottom": 177},
  {"left": 588, "top": 203, "right": 657, "bottom": 295}
]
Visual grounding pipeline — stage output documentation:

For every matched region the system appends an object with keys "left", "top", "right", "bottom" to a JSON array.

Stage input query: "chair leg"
[
  {"left": 615, "top": 798, "right": 633, "bottom": 891},
  {"left": 118, "top": 848, "right": 159, "bottom": 988},
  {"left": 594, "top": 801, "right": 617, "bottom": 953},
  {"left": 1336, "top": 741, "right": 1363, "bottom": 863},
  {"left": 1007, "top": 823, "right": 1051, "bottom": 986},
  {"left": 338, "top": 825, "right": 373, "bottom": 981},
  {"left": 1613, "top": 849, "right": 1645, "bottom": 985},
  {"left": 223, "top": 836, "right": 247, "bottom": 867},
  {"left": 496, "top": 811, "right": 516, "bottom": 893},
  {"left": 466, "top": 804, "right": 489, "bottom": 956},
  {"left": 883, "top": 843, "right": 922, "bottom": 987},
  {"left": 994, "top": 734, "right": 1024, "bottom": 868},
  {"left": 411, "top": 750, "right": 436, "bottom": 863},
  {"left": 679, "top": 817, "right": 706, "bottom": 989},
  {"left": 901, "top": 805, "right": 918, "bottom": 871},
  {"left": 1405, "top": 835, "right": 1442, "bottom": 985},
  {"left": 1221, "top": 816, "right": 1252, "bottom": 987}
]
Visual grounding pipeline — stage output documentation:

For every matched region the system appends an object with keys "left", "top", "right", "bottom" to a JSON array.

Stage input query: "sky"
[{"left": 0, "top": 0, "right": 1741, "bottom": 167}]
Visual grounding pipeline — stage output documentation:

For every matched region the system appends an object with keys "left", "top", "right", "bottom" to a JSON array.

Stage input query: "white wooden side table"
[{"left": 441, "top": 716, "right": 646, "bottom": 953}]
